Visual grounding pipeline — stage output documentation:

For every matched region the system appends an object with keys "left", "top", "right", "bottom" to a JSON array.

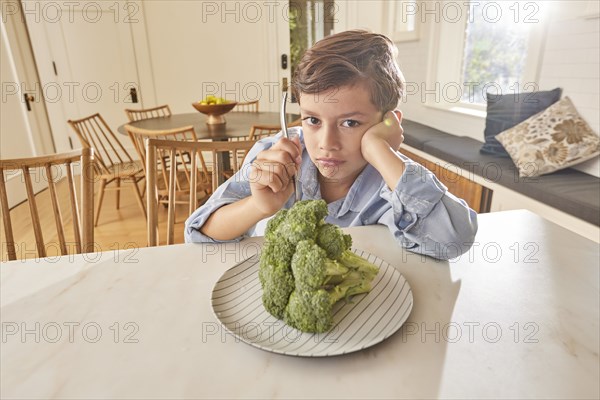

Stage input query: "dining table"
[
  {"left": 117, "top": 111, "right": 299, "bottom": 186},
  {"left": 1, "top": 210, "right": 598, "bottom": 399},
  {"left": 116, "top": 111, "right": 299, "bottom": 140}
]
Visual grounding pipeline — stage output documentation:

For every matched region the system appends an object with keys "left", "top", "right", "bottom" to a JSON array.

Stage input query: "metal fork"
[{"left": 280, "top": 91, "right": 301, "bottom": 203}]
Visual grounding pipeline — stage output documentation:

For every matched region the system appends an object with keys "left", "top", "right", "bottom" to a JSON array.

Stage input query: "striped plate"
[{"left": 211, "top": 249, "right": 413, "bottom": 357}]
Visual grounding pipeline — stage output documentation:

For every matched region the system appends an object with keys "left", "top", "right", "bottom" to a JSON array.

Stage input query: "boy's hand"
[
  {"left": 248, "top": 136, "right": 302, "bottom": 216},
  {"left": 361, "top": 110, "right": 404, "bottom": 164}
]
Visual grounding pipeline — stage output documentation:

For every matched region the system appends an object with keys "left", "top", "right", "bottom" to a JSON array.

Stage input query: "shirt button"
[{"left": 404, "top": 214, "right": 412, "bottom": 222}]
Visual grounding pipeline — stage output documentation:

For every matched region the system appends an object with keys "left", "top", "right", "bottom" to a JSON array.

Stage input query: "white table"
[{"left": 1, "top": 210, "right": 598, "bottom": 399}]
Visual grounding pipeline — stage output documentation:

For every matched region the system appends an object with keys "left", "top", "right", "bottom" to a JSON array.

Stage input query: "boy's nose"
[{"left": 319, "top": 125, "right": 341, "bottom": 151}]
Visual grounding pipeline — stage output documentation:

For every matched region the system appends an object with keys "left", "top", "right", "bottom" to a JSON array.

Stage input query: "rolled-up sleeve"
[
  {"left": 184, "top": 136, "right": 279, "bottom": 243},
  {"left": 378, "top": 156, "right": 478, "bottom": 260}
]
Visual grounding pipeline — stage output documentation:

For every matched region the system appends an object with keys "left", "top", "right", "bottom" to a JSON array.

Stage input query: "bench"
[{"left": 400, "top": 120, "right": 600, "bottom": 236}]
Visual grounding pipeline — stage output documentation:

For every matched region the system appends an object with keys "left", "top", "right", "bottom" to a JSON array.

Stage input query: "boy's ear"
[{"left": 383, "top": 110, "right": 402, "bottom": 124}]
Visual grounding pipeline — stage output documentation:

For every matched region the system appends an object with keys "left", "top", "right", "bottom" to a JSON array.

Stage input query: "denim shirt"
[{"left": 184, "top": 130, "right": 478, "bottom": 260}]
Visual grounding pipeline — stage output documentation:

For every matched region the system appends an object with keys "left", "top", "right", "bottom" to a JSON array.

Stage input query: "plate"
[{"left": 211, "top": 249, "right": 413, "bottom": 357}]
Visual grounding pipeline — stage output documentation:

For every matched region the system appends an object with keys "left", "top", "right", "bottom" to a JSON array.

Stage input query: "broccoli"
[
  {"left": 275, "top": 200, "right": 328, "bottom": 244},
  {"left": 258, "top": 239, "right": 295, "bottom": 319},
  {"left": 264, "top": 208, "right": 288, "bottom": 242},
  {"left": 316, "top": 222, "right": 353, "bottom": 259},
  {"left": 284, "top": 275, "right": 375, "bottom": 333},
  {"left": 290, "top": 240, "right": 349, "bottom": 291},
  {"left": 259, "top": 199, "right": 380, "bottom": 333}
]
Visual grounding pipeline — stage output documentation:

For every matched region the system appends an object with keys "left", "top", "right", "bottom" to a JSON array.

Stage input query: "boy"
[{"left": 185, "top": 30, "right": 477, "bottom": 259}]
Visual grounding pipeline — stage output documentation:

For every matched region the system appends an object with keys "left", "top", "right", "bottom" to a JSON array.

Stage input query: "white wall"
[
  {"left": 538, "top": 1, "right": 600, "bottom": 176},
  {"left": 140, "top": 0, "right": 284, "bottom": 114}
]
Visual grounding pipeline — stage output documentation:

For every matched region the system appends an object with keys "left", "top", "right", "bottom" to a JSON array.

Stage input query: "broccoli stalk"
[{"left": 337, "top": 251, "right": 380, "bottom": 279}]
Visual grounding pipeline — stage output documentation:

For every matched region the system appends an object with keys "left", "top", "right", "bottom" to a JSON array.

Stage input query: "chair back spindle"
[
  {"left": 233, "top": 100, "right": 259, "bottom": 113},
  {"left": 125, "top": 104, "right": 172, "bottom": 122}
]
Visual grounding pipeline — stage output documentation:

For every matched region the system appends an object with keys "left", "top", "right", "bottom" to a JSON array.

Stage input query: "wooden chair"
[
  {"left": 145, "top": 138, "right": 255, "bottom": 246},
  {"left": 289, "top": 117, "right": 302, "bottom": 127},
  {"left": 221, "top": 124, "right": 280, "bottom": 177},
  {"left": 68, "top": 113, "right": 146, "bottom": 226},
  {"left": 0, "top": 148, "right": 94, "bottom": 261},
  {"left": 233, "top": 100, "right": 259, "bottom": 113},
  {"left": 125, "top": 124, "right": 212, "bottom": 214},
  {"left": 248, "top": 124, "right": 280, "bottom": 141},
  {"left": 124, "top": 104, "right": 172, "bottom": 122}
]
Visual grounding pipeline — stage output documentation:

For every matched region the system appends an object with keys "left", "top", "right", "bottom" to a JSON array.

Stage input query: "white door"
[
  {"left": 24, "top": 0, "right": 142, "bottom": 152},
  {"left": 1, "top": 9, "right": 55, "bottom": 207}
]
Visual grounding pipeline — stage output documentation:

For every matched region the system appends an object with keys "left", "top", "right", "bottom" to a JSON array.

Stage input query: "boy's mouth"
[{"left": 317, "top": 158, "right": 344, "bottom": 168}]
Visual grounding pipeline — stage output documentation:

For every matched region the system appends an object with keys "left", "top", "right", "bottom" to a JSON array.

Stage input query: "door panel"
[
  {"left": 142, "top": 1, "right": 287, "bottom": 113},
  {"left": 1, "top": 10, "right": 54, "bottom": 207}
]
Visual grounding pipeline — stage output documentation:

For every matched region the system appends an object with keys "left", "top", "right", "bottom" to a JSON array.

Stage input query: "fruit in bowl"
[{"left": 192, "top": 95, "right": 237, "bottom": 125}]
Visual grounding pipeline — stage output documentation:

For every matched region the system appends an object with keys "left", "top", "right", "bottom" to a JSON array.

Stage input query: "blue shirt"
[{"left": 184, "top": 129, "right": 478, "bottom": 260}]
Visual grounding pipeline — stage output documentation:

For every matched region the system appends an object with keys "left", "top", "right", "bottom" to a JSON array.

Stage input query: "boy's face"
[{"left": 299, "top": 83, "right": 382, "bottom": 186}]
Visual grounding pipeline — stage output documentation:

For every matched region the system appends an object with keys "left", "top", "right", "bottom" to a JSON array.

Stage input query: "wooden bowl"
[{"left": 192, "top": 101, "right": 237, "bottom": 125}]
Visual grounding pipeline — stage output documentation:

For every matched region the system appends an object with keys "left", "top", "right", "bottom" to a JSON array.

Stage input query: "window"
[
  {"left": 385, "top": 0, "right": 419, "bottom": 42},
  {"left": 461, "top": 0, "right": 539, "bottom": 104},
  {"left": 427, "top": 0, "right": 549, "bottom": 113}
]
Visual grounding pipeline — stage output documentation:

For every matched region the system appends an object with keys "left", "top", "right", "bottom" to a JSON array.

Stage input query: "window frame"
[
  {"left": 383, "top": 1, "right": 420, "bottom": 42},
  {"left": 425, "top": 0, "right": 549, "bottom": 117}
]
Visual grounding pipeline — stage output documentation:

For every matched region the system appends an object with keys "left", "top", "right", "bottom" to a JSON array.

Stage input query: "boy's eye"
[
  {"left": 302, "top": 116, "right": 320, "bottom": 126},
  {"left": 341, "top": 119, "right": 360, "bottom": 128}
]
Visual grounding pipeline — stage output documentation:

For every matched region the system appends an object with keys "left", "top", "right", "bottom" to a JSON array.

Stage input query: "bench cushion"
[
  {"left": 403, "top": 120, "right": 600, "bottom": 226},
  {"left": 401, "top": 120, "right": 451, "bottom": 150}
]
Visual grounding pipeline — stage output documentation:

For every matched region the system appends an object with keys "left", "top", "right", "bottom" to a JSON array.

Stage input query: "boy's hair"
[{"left": 292, "top": 29, "right": 405, "bottom": 112}]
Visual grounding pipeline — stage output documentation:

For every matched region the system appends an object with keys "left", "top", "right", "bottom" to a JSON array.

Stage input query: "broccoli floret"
[
  {"left": 284, "top": 289, "right": 332, "bottom": 333},
  {"left": 316, "top": 223, "right": 353, "bottom": 259},
  {"left": 264, "top": 209, "right": 288, "bottom": 242},
  {"left": 258, "top": 239, "right": 295, "bottom": 318},
  {"left": 291, "top": 240, "right": 349, "bottom": 291},
  {"left": 260, "top": 262, "right": 294, "bottom": 319},
  {"left": 276, "top": 200, "right": 328, "bottom": 244}
]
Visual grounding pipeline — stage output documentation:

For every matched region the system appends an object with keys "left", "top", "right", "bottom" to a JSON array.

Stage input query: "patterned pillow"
[
  {"left": 495, "top": 97, "right": 600, "bottom": 177},
  {"left": 481, "top": 88, "right": 562, "bottom": 157}
]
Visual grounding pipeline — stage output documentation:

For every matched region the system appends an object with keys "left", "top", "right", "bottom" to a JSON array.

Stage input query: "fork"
[{"left": 280, "top": 91, "right": 301, "bottom": 204}]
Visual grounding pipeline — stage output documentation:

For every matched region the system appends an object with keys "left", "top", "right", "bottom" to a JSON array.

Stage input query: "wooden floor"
[{"left": 1, "top": 179, "right": 204, "bottom": 262}]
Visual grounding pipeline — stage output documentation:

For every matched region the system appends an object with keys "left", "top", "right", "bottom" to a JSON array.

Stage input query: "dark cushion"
[
  {"left": 481, "top": 88, "right": 563, "bottom": 157},
  {"left": 420, "top": 135, "right": 517, "bottom": 182},
  {"left": 401, "top": 120, "right": 450, "bottom": 150}
]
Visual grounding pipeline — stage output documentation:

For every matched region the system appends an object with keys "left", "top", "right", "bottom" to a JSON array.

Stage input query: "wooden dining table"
[
  {"left": 117, "top": 111, "right": 299, "bottom": 140},
  {"left": 1, "top": 210, "right": 598, "bottom": 399}
]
